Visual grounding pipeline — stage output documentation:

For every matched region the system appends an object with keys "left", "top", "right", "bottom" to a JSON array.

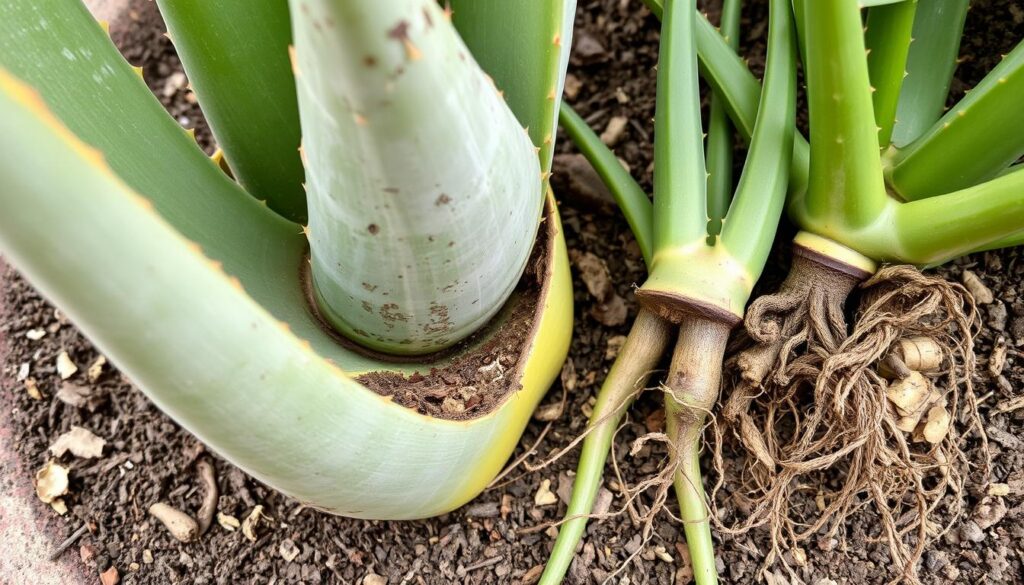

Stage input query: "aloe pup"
[
  {"left": 0, "top": 0, "right": 577, "bottom": 519},
  {"left": 541, "top": 0, "right": 796, "bottom": 582},
  {"left": 656, "top": 0, "right": 1022, "bottom": 578}
]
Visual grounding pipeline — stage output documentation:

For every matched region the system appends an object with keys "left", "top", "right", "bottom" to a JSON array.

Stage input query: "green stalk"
[
  {"left": 643, "top": 0, "right": 811, "bottom": 202},
  {"left": 665, "top": 316, "right": 731, "bottom": 585},
  {"left": 865, "top": 0, "right": 917, "bottom": 148},
  {"left": 797, "top": 0, "right": 889, "bottom": 229},
  {"left": 887, "top": 40, "right": 1024, "bottom": 200},
  {"left": 451, "top": 0, "right": 576, "bottom": 173},
  {"left": 559, "top": 103, "right": 654, "bottom": 266},
  {"left": 651, "top": 0, "right": 707, "bottom": 250},
  {"left": 154, "top": 0, "right": 307, "bottom": 222},
  {"left": 637, "top": 0, "right": 713, "bottom": 320},
  {"left": 290, "top": 0, "right": 543, "bottom": 355},
  {"left": 706, "top": 0, "right": 741, "bottom": 237},
  {"left": 895, "top": 169, "right": 1024, "bottom": 265},
  {"left": 890, "top": 0, "right": 969, "bottom": 148},
  {"left": 539, "top": 310, "right": 671, "bottom": 585},
  {"left": 719, "top": 0, "right": 795, "bottom": 278}
]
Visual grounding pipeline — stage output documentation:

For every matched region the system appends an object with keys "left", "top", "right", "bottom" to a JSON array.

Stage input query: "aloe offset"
[
  {"left": 0, "top": 0, "right": 576, "bottom": 519},
  {"left": 541, "top": 0, "right": 795, "bottom": 582}
]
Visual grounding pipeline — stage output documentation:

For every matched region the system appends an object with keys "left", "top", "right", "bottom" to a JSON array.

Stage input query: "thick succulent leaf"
[
  {"left": 450, "top": 0, "right": 576, "bottom": 173},
  {"left": 889, "top": 0, "right": 969, "bottom": 148},
  {"left": 889, "top": 39, "right": 1024, "bottom": 200},
  {"left": 0, "top": 0, "right": 290, "bottom": 265},
  {"left": 290, "top": 0, "right": 543, "bottom": 355},
  {"left": 0, "top": 68, "right": 573, "bottom": 519},
  {"left": 155, "top": 0, "right": 307, "bottom": 222}
]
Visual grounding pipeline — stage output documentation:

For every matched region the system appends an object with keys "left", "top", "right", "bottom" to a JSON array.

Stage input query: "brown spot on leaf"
[
  {"left": 380, "top": 303, "right": 410, "bottom": 323},
  {"left": 435, "top": 193, "right": 451, "bottom": 206},
  {"left": 361, "top": 301, "right": 373, "bottom": 313},
  {"left": 388, "top": 20, "right": 421, "bottom": 60},
  {"left": 362, "top": 282, "right": 377, "bottom": 292},
  {"left": 367, "top": 224, "right": 380, "bottom": 235},
  {"left": 364, "top": 55, "right": 377, "bottom": 67}
]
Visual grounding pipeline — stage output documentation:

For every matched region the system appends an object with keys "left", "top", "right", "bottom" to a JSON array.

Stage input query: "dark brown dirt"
[{"left": 1, "top": 1, "right": 1022, "bottom": 584}]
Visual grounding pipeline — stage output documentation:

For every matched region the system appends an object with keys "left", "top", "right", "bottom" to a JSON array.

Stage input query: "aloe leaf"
[
  {"left": 643, "top": 0, "right": 811, "bottom": 200},
  {"left": 0, "top": 0, "right": 288, "bottom": 262},
  {"left": 0, "top": 67, "right": 573, "bottom": 518},
  {"left": 889, "top": 0, "right": 969, "bottom": 148},
  {"left": 889, "top": 40, "right": 1024, "bottom": 200},
  {"left": 896, "top": 169, "right": 1024, "bottom": 265},
  {"left": 797, "top": 0, "right": 889, "bottom": 229},
  {"left": 290, "top": 0, "right": 543, "bottom": 355},
  {"left": 865, "top": 0, "right": 917, "bottom": 148},
  {"left": 720, "top": 0, "right": 796, "bottom": 278},
  {"left": 154, "top": 0, "right": 307, "bottom": 222},
  {"left": 559, "top": 103, "right": 654, "bottom": 266},
  {"left": 450, "top": 0, "right": 576, "bottom": 173}
]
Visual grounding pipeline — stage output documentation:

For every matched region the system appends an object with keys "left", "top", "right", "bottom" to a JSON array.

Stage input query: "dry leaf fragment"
[
  {"left": 50, "top": 426, "right": 106, "bottom": 459},
  {"left": 35, "top": 460, "right": 69, "bottom": 504},
  {"left": 989, "top": 339, "right": 1007, "bottom": 377},
  {"left": 56, "top": 351, "right": 78, "bottom": 380},
  {"left": 242, "top": 505, "right": 266, "bottom": 542},
  {"left": 653, "top": 545, "right": 674, "bottom": 563},
  {"left": 87, "top": 355, "right": 107, "bottom": 382},
  {"left": 363, "top": 573, "right": 387, "bottom": 585},
  {"left": 56, "top": 382, "right": 93, "bottom": 409},
  {"left": 887, "top": 371, "right": 931, "bottom": 416},
  {"left": 972, "top": 496, "right": 1007, "bottom": 530},
  {"left": 16, "top": 362, "right": 29, "bottom": 381},
  {"left": 25, "top": 378, "right": 43, "bottom": 400},
  {"left": 217, "top": 512, "right": 241, "bottom": 531},
  {"left": 148, "top": 503, "right": 198, "bottom": 543},
  {"left": 279, "top": 538, "right": 301, "bottom": 562},
  {"left": 534, "top": 479, "right": 558, "bottom": 506},
  {"left": 25, "top": 328, "right": 46, "bottom": 341},
  {"left": 922, "top": 406, "right": 951, "bottom": 444},
  {"left": 559, "top": 359, "right": 577, "bottom": 392},
  {"left": 791, "top": 547, "right": 808, "bottom": 567}
]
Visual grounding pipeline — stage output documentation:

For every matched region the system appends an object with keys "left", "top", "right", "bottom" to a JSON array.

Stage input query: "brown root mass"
[{"left": 713, "top": 260, "right": 985, "bottom": 583}]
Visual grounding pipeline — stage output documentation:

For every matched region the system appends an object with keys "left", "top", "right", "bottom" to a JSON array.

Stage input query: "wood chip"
[
  {"left": 600, "top": 115, "right": 628, "bottom": 146},
  {"left": 987, "top": 483, "right": 1011, "bottom": 497},
  {"left": 217, "top": 512, "right": 241, "bottom": 531},
  {"left": 87, "top": 355, "right": 107, "bottom": 382},
  {"left": 56, "top": 351, "right": 78, "bottom": 380},
  {"left": 49, "top": 426, "right": 106, "bottom": 459},
  {"left": 533, "top": 400, "right": 563, "bottom": 422},
  {"left": 279, "top": 538, "right": 300, "bottom": 562},
  {"left": 989, "top": 338, "right": 1007, "bottom": 377},
  {"left": 994, "top": 395, "right": 1024, "bottom": 414},
  {"left": 962, "top": 271, "right": 993, "bottom": 304},
  {"left": 100, "top": 566, "right": 119, "bottom": 585},
  {"left": 16, "top": 362, "right": 29, "bottom": 381},
  {"left": 25, "top": 328, "right": 46, "bottom": 340},
  {"left": 148, "top": 503, "right": 198, "bottom": 543},
  {"left": 534, "top": 479, "right": 558, "bottom": 506},
  {"left": 653, "top": 545, "right": 673, "bottom": 563},
  {"left": 362, "top": 572, "right": 387, "bottom": 585},
  {"left": 25, "top": 378, "right": 43, "bottom": 400},
  {"left": 35, "top": 460, "right": 70, "bottom": 504}
]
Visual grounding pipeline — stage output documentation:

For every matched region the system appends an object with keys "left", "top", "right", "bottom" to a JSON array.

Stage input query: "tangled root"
[{"left": 713, "top": 260, "right": 985, "bottom": 583}]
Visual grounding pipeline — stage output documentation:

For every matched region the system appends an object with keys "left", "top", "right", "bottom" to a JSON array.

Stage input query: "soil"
[{"left": 1, "top": 1, "right": 1022, "bottom": 585}]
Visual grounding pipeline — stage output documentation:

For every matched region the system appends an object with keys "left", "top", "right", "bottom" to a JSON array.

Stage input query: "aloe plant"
[
  {"left": 541, "top": 0, "right": 796, "bottom": 582},
  {"left": 0, "top": 0, "right": 577, "bottom": 519},
  {"left": 543, "top": 0, "right": 1023, "bottom": 581}
]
